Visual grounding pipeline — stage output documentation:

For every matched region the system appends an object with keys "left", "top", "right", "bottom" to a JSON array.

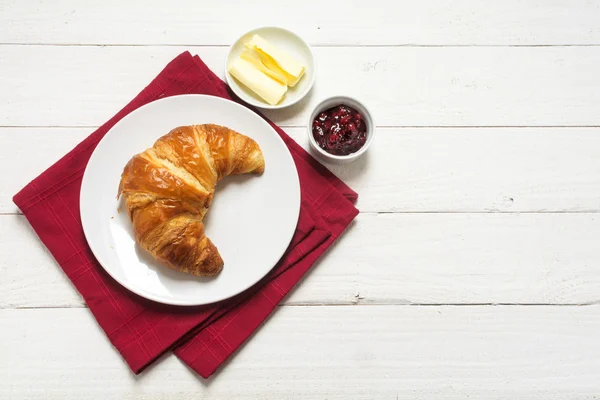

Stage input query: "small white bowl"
[
  {"left": 225, "top": 26, "right": 316, "bottom": 110},
  {"left": 307, "top": 96, "right": 375, "bottom": 164}
]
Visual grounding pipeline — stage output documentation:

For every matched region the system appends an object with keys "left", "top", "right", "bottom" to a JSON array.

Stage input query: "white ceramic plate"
[
  {"left": 225, "top": 26, "right": 316, "bottom": 109},
  {"left": 80, "top": 94, "right": 301, "bottom": 306}
]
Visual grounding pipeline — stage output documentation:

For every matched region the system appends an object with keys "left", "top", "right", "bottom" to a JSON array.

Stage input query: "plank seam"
[
  {"left": 4, "top": 125, "right": 600, "bottom": 129},
  {"left": 4, "top": 211, "right": 600, "bottom": 216},
  {"left": 4, "top": 302, "right": 600, "bottom": 310},
  {"left": 2, "top": 43, "right": 600, "bottom": 48}
]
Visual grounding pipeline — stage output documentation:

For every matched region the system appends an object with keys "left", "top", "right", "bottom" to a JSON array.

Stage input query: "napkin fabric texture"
[{"left": 13, "top": 51, "right": 358, "bottom": 378}]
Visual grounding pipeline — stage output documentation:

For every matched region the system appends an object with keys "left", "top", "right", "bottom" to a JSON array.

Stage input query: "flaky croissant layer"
[{"left": 117, "top": 124, "right": 265, "bottom": 276}]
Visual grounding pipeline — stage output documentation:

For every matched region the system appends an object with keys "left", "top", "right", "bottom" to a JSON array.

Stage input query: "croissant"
[{"left": 117, "top": 124, "right": 265, "bottom": 276}]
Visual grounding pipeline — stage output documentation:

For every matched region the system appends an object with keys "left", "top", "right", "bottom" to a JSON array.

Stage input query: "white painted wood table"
[{"left": 2, "top": 1, "right": 600, "bottom": 398}]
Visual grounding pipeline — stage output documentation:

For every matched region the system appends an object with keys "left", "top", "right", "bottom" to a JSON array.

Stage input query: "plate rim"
[{"left": 80, "top": 93, "right": 301, "bottom": 306}]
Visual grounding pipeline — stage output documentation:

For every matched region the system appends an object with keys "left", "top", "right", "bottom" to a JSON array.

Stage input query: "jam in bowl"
[
  {"left": 307, "top": 96, "right": 374, "bottom": 164},
  {"left": 312, "top": 104, "right": 367, "bottom": 156}
]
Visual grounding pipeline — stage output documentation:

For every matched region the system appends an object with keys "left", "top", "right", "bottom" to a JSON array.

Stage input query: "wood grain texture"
[
  {"left": 1, "top": 0, "right": 599, "bottom": 46},
  {"left": 2, "top": 45, "right": 600, "bottom": 127},
  {"left": 4, "top": 212, "right": 600, "bottom": 308},
  {"left": 3, "top": 127, "right": 600, "bottom": 215},
  {"left": 2, "top": 1, "right": 600, "bottom": 397},
  {"left": 0, "top": 128, "right": 89, "bottom": 214},
  {"left": 1, "top": 306, "right": 599, "bottom": 399}
]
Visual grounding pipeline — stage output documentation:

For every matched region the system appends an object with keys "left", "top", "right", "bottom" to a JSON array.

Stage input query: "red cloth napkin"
[{"left": 13, "top": 51, "right": 358, "bottom": 378}]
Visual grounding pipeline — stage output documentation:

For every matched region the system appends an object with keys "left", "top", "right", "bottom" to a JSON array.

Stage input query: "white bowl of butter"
[{"left": 225, "top": 26, "right": 316, "bottom": 109}]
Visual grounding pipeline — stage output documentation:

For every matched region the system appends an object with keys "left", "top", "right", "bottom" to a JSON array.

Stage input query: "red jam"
[{"left": 312, "top": 104, "right": 367, "bottom": 156}]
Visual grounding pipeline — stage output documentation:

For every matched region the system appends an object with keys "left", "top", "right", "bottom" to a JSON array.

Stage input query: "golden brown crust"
[{"left": 117, "top": 124, "right": 264, "bottom": 276}]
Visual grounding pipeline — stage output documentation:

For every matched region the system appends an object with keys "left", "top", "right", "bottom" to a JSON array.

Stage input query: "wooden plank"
[
  {"left": 4, "top": 212, "right": 600, "bottom": 308},
  {"left": 1, "top": 306, "right": 599, "bottom": 399},
  {"left": 1, "top": 0, "right": 599, "bottom": 46},
  {"left": 3, "top": 127, "right": 600, "bottom": 215},
  {"left": 2, "top": 45, "right": 600, "bottom": 128},
  {"left": 316, "top": 128, "right": 600, "bottom": 214},
  {"left": 0, "top": 128, "right": 89, "bottom": 214}
]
